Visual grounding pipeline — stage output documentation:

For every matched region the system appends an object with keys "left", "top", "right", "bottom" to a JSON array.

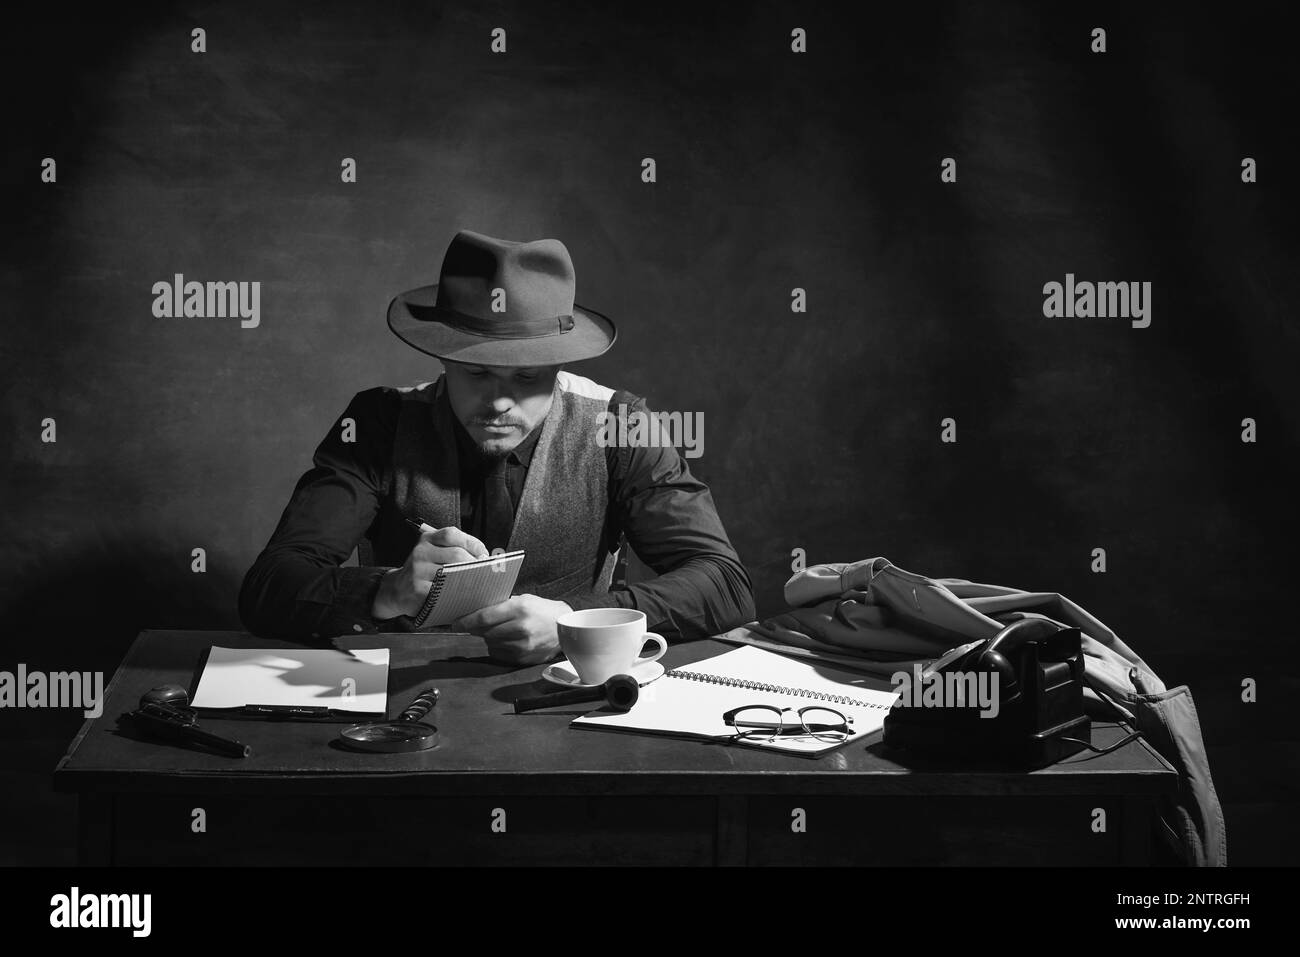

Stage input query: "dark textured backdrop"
[{"left": 2, "top": 0, "right": 1297, "bottom": 865}]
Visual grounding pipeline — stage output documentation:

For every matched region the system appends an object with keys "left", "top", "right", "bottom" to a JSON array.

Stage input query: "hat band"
[{"left": 406, "top": 302, "right": 575, "bottom": 339}]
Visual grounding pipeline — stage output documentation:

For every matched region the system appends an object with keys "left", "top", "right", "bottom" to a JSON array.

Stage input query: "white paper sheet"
[{"left": 190, "top": 646, "right": 390, "bottom": 714}]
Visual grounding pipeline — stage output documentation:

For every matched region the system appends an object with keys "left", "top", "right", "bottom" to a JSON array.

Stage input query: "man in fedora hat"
[{"left": 239, "top": 229, "right": 755, "bottom": 665}]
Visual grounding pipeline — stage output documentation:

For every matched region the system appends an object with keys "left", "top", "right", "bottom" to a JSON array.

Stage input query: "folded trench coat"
[{"left": 742, "top": 556, "right": 1227, "bottom": 866}]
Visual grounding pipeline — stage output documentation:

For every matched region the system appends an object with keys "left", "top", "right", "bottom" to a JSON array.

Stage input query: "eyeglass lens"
[{"left": 730, "top": 706, "right": 850, "bottom": 743}]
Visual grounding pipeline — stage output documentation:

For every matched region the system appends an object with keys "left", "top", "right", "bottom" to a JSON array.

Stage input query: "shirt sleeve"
[
  {"left": 237, "top": 387, "right": 418, "bottom": 643},
  {"left": 563, "top": 392, "right": 757, "bottom": 642}
]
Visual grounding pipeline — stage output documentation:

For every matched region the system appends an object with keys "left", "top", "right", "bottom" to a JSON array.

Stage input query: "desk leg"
[
  {"left": 1121, "top": 795, "right": 1152, "bottom": 866},
  {"left": 716, "top": 796, "right": 748, "bottom": 866},
  {"left": 77, "top": 794, "right": 114, "bottom": 866}
]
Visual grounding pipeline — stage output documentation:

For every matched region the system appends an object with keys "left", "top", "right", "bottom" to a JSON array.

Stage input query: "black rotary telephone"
[{"left": 882, "top": 617, "right": 1107, "bottom": 769}]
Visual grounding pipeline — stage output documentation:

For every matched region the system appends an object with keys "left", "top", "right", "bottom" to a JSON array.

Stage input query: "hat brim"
[{"left": 387, "top": 284, "right": 616, "bottom": 367}]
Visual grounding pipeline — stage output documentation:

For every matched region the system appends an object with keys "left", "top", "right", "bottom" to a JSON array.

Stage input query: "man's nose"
[{"left": 485, "top": 379, "right": 516, "bottom": 408}]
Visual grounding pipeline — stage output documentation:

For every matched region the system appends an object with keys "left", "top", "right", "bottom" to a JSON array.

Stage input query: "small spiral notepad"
[
  {"left": 572, "top": 644, "right": 900, "bottom": 756},
  {"left": 413, "top": 550, "right": 525, "bottom": 627}
]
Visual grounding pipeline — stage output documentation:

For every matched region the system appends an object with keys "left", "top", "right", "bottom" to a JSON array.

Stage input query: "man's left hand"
[{"left": 454, "top": 595, "right": 574, "bottom": 666}]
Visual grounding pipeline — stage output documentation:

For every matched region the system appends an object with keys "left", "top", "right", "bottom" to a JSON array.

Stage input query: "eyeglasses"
[{"left": 722, "top": 705, "right": 853, "bottom": 744}]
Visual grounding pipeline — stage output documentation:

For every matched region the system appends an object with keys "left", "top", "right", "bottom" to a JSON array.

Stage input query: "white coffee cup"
[{"left": 556, "top": 608, "right": 667, "bottom": 685}]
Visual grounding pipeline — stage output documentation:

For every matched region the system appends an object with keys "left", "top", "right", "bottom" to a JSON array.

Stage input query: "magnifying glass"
[{"left": 337, "top": 687, "right": 440, "bottom": 753}]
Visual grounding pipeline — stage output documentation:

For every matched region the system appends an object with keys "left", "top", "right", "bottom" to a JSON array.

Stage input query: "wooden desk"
[{"left": 55, "top": 630, "right": 1178, "bottom": 866}]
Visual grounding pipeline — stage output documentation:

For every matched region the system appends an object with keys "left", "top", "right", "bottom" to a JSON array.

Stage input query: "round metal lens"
[
  {"left": 337, "top": 720, "right": 439, "bottom": 753},
  {"left": 799, "top": 707, "right": 850, "bottom": 743}
]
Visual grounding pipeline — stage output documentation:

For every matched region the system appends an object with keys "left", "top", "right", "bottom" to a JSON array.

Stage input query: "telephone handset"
[
  {"left": 941, "top": 616, "right": 1064, "bottom": 705},
  {"left": 883, "top": 617, "right": 1099, "bottom": 768}
]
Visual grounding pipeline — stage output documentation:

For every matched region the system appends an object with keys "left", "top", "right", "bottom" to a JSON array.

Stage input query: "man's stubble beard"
[{"left": 476, "top": 435, "right": 517, "bottom": 461}]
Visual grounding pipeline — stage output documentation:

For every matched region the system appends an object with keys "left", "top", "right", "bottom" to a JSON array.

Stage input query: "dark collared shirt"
[{"left": 238, "top": 386, "right": 756, "bottom": 644}]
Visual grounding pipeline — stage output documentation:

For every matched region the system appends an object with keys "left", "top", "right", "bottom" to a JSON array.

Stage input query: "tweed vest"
[{"left": 360, "top": 370, "right": 619, "bottom": 612}]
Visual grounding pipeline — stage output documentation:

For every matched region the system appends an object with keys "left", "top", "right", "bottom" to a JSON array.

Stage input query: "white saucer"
[{"left": 541, "top": 658, "right": 665, "bottom": 689}]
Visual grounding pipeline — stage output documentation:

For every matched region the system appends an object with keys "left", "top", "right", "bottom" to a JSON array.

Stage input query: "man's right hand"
[{"left": 371, "top": 524, "right": 489, "bottom": 620}]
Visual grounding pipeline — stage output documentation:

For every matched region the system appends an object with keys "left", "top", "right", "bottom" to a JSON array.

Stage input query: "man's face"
[{"left": 443, "top": 361, "right": 560, "bottom": 458}]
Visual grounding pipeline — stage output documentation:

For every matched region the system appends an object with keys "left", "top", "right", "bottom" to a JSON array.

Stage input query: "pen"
[
  {"left": 405, "top": 516, "right": 506, "bottom": 561},
  {"left": 240, "top": 704, "right": 346, "bottom": 719}
]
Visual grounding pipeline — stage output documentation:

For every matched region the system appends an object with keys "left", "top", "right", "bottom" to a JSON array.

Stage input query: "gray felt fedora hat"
[{"left": 387, "top": 229, "right": 617, "bottom": 366}]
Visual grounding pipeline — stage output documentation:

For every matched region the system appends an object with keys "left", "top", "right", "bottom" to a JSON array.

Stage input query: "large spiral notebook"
[{"left": 572, "top": 644, "right": 900, "bottom": 756}]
